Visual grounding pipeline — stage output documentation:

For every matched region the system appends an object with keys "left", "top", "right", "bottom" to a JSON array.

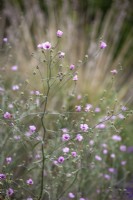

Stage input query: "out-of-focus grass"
[{"left": 1, "top": 0, "right": 133, "bottom": 105}]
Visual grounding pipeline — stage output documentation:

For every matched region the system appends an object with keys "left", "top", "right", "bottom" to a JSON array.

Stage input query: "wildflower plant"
[{"left": 0, "top": 29, "right": 132, "bottom": 200}]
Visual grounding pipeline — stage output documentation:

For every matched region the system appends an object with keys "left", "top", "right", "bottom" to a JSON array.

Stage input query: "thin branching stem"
[{"left": 38, "top": 53, "right": 52, "bottom": 200}]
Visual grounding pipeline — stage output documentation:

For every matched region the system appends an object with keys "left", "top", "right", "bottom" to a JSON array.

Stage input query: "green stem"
[{"left": 38, "top": 52, "right": 52, "bottom": 200}]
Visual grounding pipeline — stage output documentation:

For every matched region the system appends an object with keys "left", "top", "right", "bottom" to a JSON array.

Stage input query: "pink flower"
[
  {"left": 121, "top": 160, "right": 126, "bottom": 165},
  {"left": 25, "top": 132, "right": 32, "bottom": 137},
  {"left": 35, "top": 154, "right": 41, "bottom": 159},
  {"left": 37, "top": 43, "right": 43, "bottom": 48},
  {"left": 110, "top": 153, "right": 115, "bottom": 158},
  {"left": 120, "top": 145, "right": 127, "bottom": 152},
  {"left": 118, "top": 113, "right": 125, "bottom": 119},
  {"left": 89, "top": 140, "right": 94, "bottom": 146},
  {"left": 104, "top": 174, "right": 111, "bottom": 180},
  {"left": 26, "top": 178, "right": 34, "bottom": 185},
  {"left": 111, "top": 115, "right": 116, "bottom": 120},
  {"left": 80, "top": 124, "right": 89, "bottom": 132},
  {"left": 42, "top": 41, "right": 51, "bottom": 50},
  {"left": 71, "top": 151, "right": 77, "bottom": 157},
  {"left": 101, "top": 143, "right": 107, "bottom": 148},
  {"left": 121, "top": 106, "right": 127, "bottom": 111},
  {"left": 12, "top": 85, "right": 19, "bottom": 91},
  {"left": 6, "top": 157, "right": 12, "bottom": 164},
  {"left": 95, "top": 107, "right": 101, "bottom": 113},
  {"left": 112, "top": 135, "right": 121, "bottom": 141},
  {"left": 68, "top": 192, "right": 75, "bottom": 198},
  {"left": 77, "top": 94, "right": 82, "bottom": 100},
  {"left": 8, "top": 104, "right": 13, "bottom": 109},
  {"left": 62, "top": 133, "right": 70, "bottom": 141},
  {"left": 57, "top": 30, "right": 63, "bottom": 38},
  {"left": 6, "top": 188, "right": 14, "bottom": 196},
  {"left": 73, "top": 75, "right": 78, "bottom": 81},
  {"left": 4, "top": 112, "right": 12, "bottom": 119},
  {"left": 62, "top": 128, "right": 68, "bottom": 133},
  {"left": 35, "top": 91, "right": 40, "bottom": 95},
  {"left": 0, "top": 173, "right": 6, "bottom": 180},
  {"left": 69, "top": 64, "right": 75, "bottom": 70},
  {"left": 14, "top": 135, "right": 21, "bottom": 140},
  {"left": 110, "top": 69, "right": 118, "bottom": 75},
  {"left": 29, "top": 125, "right": 36, "bottom": 133},
  {"left": 95, "top": 155, "right": 102, "bottom": 161},
  {"left": 53, "top": 160, "right": 58, "bottom": 165},
  {"left": 76, "top": 134, "right": 83, "bottom": 141},
  {"left": 63, "top": 147, "right": 70, "bottom": 153},
  {"left": 11, "top": 65, "right": 18, "bottom": 71},
  {"left": 100, "top": 41, "right": 107, "bottom": 49},
  {"left": 59, "top": 51, "right": 65, "bottom": 58},
  {"left": 58, "top": 156, "right": 65, "bottom": 163},
  {"left": 85, "top": 104, "right": 92, "bottom": 112},
  {"left": 108, "top": 168, "right": 116, "bottom": 173},
  {"left": 103, "top": 149, "right": 108, "bottom": 154},
  {"left": 75, "top": 105, "right": 81, "bottom": 112},
  {"left": 96, "top": 123, "right": 106, "bottom": 129},
  {"left": 3, "top": 38, "right": 8, "bottom": 42}
]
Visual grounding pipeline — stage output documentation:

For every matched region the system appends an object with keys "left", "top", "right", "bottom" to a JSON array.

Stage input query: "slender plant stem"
[{"left": 38, "top": 53, "right": 52, "bottom": 200}]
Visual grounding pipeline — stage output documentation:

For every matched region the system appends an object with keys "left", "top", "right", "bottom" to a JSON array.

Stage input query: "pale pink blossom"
[
  {"left": 37, "top": 43, "right": 43, "bottom": 48},
  {"left": 59, "top": 51, "right": 65, "bottom": 58},
  {"left": 110, "top": 69, "right": 118, "bottom": 74},
  {"left": 29, "top": 125, "right": 36, "bottom": 133},
  {"left": 120, "top": 145, "right": 127, "bottom": 152},
  {"left": 96, "top": 123, "right": 106, "bottom": 129},
  {"left": 73, "top": 74, "right": 78, "bottom": 81},
  {"left": 56, "top": 30, "right": 63, "bottom": 38},
  {"left": 3, "top": 38, "right": 8, "bottom": 42},
  {"left": 110, "top": 153, "right": 115, "bottom": 158},
  {"left": 4, "top": 112, "right": 12, "bottom": 119},
  {"left": 62, "top": 133, "right": 70, "bottom": 141},
  {"left": 6, "top": 157, "right": 12, "bottom": 164},
  {"left": 95, "top": 155, "right": 102, "bottom": 161},
  {"left": 42, "top": 41, "right": 51, "bottom": 50},
  {"left": 95, "top": 107, "right": 101, "bottom": 112},
  {"left": 58, "top": 156, "right": 65, "bottom": 163},
  {"left": 68, "top": 192, "right": 75, "bottom": 198},
  {"left": 89, "top": 140, "right": 94, "bottom": 146},
  {"left": 118, "top": 113, "right": 125, "bottom": 119},
  {"left": 71, "top": 151, "right": 77, "bottom": 157},
  {"left": 11, "top": 65, "right": 18, "bottom": 71},
  {"left": 103, "top": 149, "right": 108, "bottom": 154},
  {"left": 104, "top": 174, "right": 111, "bottom": 180},
  {"left": 75, "top": 105, "right": 81, "bottom": 112},
  {"left": 26, "top": 178, "right": 34, "bottom": 185},
  {"left": 108, "top": 168, "right": 116, "bottom": 173},
  {"left": 6, "top": 188, "right": 14, "bottom": 196},
  {"left": 80, "top": 124, "right": 89, "bottom": 132},
  {"left": 100, "top": 41, "right": 107, "bottom": 49},
  {"left": 76, "top": 134, "right": 83, "bottom": 141},
  {"left": 112, "top": 135, "right": 121, "bottom": 141},
  {"left": 85, "top": 104, "right": 92, "bottom": 112},
  {"left": 121, "top": 160, "right": 126, "bottom": 165},
  {"left": 63, "top": 147, "right": 70, "bottom": 153},
  {"left": 62, "top": 128, "right": 68, "bottom": 133},
  {"left": 69, "top": 64, "right": 75, "bottom": 70},
  {"left": 12, "top": 85, "right": 19, "bottom": 91},
  {"left": 121, "top": 106, "right": 127, "bottom": 111}
]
